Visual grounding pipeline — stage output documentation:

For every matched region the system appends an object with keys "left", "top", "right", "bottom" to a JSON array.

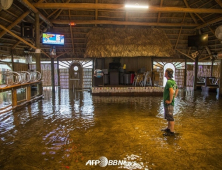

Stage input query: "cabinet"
[{"left": 110, "top": 71, "right": 119, "bottom": 85}]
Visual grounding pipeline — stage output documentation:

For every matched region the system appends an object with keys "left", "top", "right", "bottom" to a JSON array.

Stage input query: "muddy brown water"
[{"left": 0, "top": 88, "right": 222, "bottom": 170}]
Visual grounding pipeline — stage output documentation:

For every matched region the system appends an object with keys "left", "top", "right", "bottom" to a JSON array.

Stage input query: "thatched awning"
[{"left": 85, "top": 28, "right": 175, "bottom": 58}]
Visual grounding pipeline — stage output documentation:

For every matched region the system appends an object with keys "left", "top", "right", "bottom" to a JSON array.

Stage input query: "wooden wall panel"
[
  {"left": 104, "top": 58, "right": 113, "bottom": 69},
  {"left": 137, "top": 57, "right": 152, "bottom": 71},
  {"left": 121, "top": 58, "right": 138, "bottom": 71},
  {"left": 103, "top": 57, "right": 152, "bottom": 72}
]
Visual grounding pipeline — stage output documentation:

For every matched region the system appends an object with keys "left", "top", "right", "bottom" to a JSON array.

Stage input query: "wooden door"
[{"left": 69, "top": 63, "right": 83, "bottom": 89}]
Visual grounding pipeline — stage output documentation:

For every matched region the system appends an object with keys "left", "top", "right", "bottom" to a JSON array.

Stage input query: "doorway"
[
  {"left": 163, "top": 63, "right": 175, "bottom": 86},
  {"left": 69, "top": 63, "right": 83, "bottom": 89}
]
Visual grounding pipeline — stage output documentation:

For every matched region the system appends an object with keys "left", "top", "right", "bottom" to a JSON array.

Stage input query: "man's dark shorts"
[{"left": 164, "top": 105, "right": 174, "bottom": 121}]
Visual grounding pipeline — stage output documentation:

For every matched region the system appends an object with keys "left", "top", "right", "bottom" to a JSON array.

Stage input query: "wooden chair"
[
  {"left": 132, "top": 73, "right": 144, "bottom": 86},
  {"left": 143, "top": 71, "right": 152, "bottom": 86}
]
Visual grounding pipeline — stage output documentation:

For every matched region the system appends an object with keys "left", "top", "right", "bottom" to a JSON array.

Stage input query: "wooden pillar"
[
  {"left": 219, "top": 59, "right": 222, "bottom": 96},
  {"left": 102, "top": 58, "right": 105, "bottom": 69},
  {"left": 92, "top": 58, "right": 95, "bottom": 87},
  {"left": 12, "top": 88, "right": 17, "bottom": 107},
  {"left": 184, "top": 56, "right": 187, "bottom": 88},
  {"left": 26, "top": 85, "right": 31, "bottom": 101},
  {"left": 211, "top": 59, "right": 214, "bottom": 77},
  {"left": 94, "top": 58, "right": 97, "bottom": 69},
  {"left": 11, "top": 49, "right": 14, "bottom": 71},
  {"left": 51, "top": 57, "right": 55, "bottom": 93},
  {"left": 57, "top": 57, "right": 60, "bottom": 87},
  {"left": 151, "top": 57, "right": 154, "bottom": 86},
  {"left": 35, "top": 12, "right": 42, "bottom": 95},
  {"left": 194, "top": 56, "right": 198, "bottom": 90}
]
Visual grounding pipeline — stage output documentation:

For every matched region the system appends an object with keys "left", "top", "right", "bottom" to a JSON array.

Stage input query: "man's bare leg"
[{"left": 169, "top": 121, "right": 174, "bottom": 132}]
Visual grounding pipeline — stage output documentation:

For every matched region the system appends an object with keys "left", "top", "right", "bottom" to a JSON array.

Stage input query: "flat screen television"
[
  {"left": 188, "top": 34, "right": 208, "bottom": 47},
  {"left": 42, "top": 33, "right": 64, "bottom": 45}
]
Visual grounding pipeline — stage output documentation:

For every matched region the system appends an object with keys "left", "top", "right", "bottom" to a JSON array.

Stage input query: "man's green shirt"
[{"left": 163, "top": 79, "right": 178, "bottom": 107}]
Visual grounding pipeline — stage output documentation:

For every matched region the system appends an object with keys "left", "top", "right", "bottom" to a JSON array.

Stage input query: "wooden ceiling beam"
[
  {"left": 183, "top": 0, "right": 198, "bottom": 24},
  {"left": 182, "top": 1, "right": 216, "bottom": 56},
  {"left": 40, "top": 9, "right": 59, "bottom": 25},
  {"left": 157, "top": 0, "right": 163, "bottom": 23},
  {"left": 33, "top": 3, "right": 222, "bottom": 13},
  {"left": 199, "top": 56, "right": 210, "bottom": 61},
  {"left": 12, "top": 41, "right": 21, "bottom": 49},
  {"left": 37, "top": 0, "right": 46, "bottom": 3},
  {"left": 190, "top": 0, "right": 201, "bottom": 6},
  {"left": 0, "top": 24, "right": 50, "bottom": 58},
  {"left": 0, "top": 25, "right": 36, "bottom": 49},
  {"left": 5, "top": 9, "right": 18, "bottom": 18},
  {"left": 53, "top": 0, "right": 71, "bottom": 20},
  {"left": 54, "top": 9, "right": 63, "bottom": 19},
  {"left": 51, "top": 19, "right": 198, "bottom": 27},
  {"left": 53, "top": 26, "right": 193, "bottom": 31},
  {"left": 56, "top": 51, "right": 71, "bottom": 58},
  {"left": 199, "top": 0, "right": 214, "bottom": 8},
  {"left": 215, "top": 0, "right": 222, "bottom": 8},
  {"left": 69, "top": 10, "right": 75, "bottom": 54},
  {"left": 177, "top": 50, "right": 195, "bottom": 61},
  {"left": 174, "top": 13, "right": 186, "bottom": 50},
  {"left": 58, "top": 14, "right": 196, "bottom": 21},
  {"left": 0, "top": 11, "right": 30, "bottom": 38},
  {"left": 196, "top": 16, "right": 222, "bottom": 29},
  {"left": 0, "top": 50, "right": 11, "bottom": 55},
  {"left": 95, "top": 0, "right": 98, "bottom": 21},
  {"left": 0, "top": 17, "right": 13, "bottom": 24},
  {"left": 18, "top": 0, "right": 53, "bottom": 26}
]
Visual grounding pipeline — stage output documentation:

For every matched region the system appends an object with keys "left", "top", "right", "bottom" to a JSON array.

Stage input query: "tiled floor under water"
[{"left": 0, "top": 88, "right": 222, "bottom": 170}]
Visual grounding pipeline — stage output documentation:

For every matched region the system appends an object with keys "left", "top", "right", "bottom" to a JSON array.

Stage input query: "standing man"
[{"left": 162, "top": 68, "right": 178, "bottom": 136}]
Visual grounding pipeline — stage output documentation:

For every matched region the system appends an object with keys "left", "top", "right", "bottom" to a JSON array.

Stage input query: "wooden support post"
[
  {"left": 184, "top": 56, "right": 187, "bottom": 88},
  {"left": 219, "top": 59, "right": 222, "bottom": 96},
  {"left": 211, "top": 59, "right": 214, "bottom": 77},
  {"left": 26, "top": 85, "right": 31, "bottom": 101},
  {"left": 92, "top": 58, "right": 95, "bottom": 87},
  {"left": 194, "top": 56, "right": 198, "bottom": 90},
  {"left": 11, "top": 49, "right": 14, "bottom": 71},
  {"left": 57, "top": 57, "right": 60, "bottom": 87},
  {"left": 12, "top": 88, "right": 17, "bottom": 107},
  {"left": 151, "top": 57, "right": 154, "bottom": 86},
  {"left": 35, "top": 12, "right": 42, "bottom": 95},
  {"left": 51, "top": 57, "right": 55, "bottom": 93}
]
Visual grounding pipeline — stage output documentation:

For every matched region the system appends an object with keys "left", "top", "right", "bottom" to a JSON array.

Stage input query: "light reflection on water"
[{"left": 0, "top": 88, "right": 222, "bottom": 170}]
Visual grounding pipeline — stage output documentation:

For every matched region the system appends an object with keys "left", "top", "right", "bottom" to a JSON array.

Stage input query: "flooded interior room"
[{"left": 1, "top": 0, "right": 222, "bottom": 169}]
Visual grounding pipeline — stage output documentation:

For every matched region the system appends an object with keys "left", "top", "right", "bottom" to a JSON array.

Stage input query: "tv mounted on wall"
[
  {"left": 188, "top": 34, "right": 208, "bottom": 47},
  {"left": 42, "top": 33, "right": 64, "bottom": 45}
]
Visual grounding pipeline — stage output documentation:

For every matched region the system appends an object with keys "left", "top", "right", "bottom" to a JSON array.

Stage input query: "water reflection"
[
  {"left": 0, "top": 88, "right": 222, "bottom": 169},
  {"left": 0, "top": 91, "right": 12, "bottom": 108}
]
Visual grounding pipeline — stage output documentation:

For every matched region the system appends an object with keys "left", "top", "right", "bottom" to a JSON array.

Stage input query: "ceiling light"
[
  {"left": 69, "top": 22, "right": 76, "bottom": 26},
  {"left": 125, "top": 4, "right": 149, "bottom": 9}
]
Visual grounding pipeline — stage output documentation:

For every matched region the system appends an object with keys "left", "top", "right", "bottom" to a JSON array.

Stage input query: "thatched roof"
[{"left": 85, "top": 28, "right": 175, "bottom": 58}]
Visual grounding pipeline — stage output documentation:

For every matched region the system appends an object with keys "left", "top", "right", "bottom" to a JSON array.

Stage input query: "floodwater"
[{"left": 0, "top": 87, "right": 222, "bottom": 170}]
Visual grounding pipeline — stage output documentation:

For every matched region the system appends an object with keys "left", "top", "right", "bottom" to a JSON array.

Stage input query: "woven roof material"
[{"left": 85, "top": 28, "right": 175, "bottom": 58}]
